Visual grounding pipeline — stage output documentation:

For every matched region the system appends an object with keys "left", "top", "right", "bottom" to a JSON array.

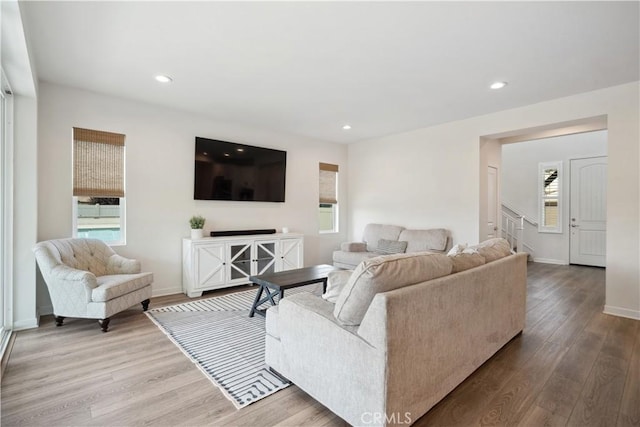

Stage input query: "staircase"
[{"left": 501, "top": 203, "right": 535, "bottom": 260}]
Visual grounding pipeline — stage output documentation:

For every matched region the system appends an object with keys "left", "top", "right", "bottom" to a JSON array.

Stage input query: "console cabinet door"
[
  {"left": 194, "top": 244, "right": 226, "bottom": 290},
  {"left": 255, "top": 240, "right": 278, "bottom": 275},
  {"left": 227, "top": 241, "right": 253, "bottom": 284},
  {"left": 280, "top": 238, "right": 303, "bottom": 271}
]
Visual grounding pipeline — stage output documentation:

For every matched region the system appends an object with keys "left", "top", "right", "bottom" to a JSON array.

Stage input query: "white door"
[
  {"left": 487, "top": 166, "right": 498, "bottom": 239},
  {"left": 570, "top": 157, "right": 607, "bottom": 267}
]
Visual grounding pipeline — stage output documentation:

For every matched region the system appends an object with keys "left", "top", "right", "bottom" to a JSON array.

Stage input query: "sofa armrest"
[
  {"left": 272, "top": 292, "right": 387, "bottom": 424},
  {"left": 107, "top": 254, "right": 141, "bottom": 274},
  {"left": 340, "top": 242, "right": 367, "bottom": 252}
]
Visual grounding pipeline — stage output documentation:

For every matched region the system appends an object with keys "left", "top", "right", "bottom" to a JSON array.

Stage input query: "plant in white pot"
[{"left": 189, "top": 215, "right": 206, "bottom": 239}]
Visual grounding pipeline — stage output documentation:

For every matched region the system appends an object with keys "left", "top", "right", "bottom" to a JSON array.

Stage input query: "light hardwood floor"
[{"left": 1, "top": 263, "right": 638, "bottom": 426}]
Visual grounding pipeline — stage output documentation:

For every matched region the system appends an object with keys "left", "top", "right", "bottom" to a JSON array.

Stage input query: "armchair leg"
[
  {"left": 98, "top": 318, "right": 110, "bottom": 333},
  {"left": 55, "top": 316, "right": 65, "bottom": 327},
  {"left": 141, "top": 299, "right": 150, "bottom": 311}
]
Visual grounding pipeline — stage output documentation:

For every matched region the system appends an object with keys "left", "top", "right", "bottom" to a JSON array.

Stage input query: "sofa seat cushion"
[
  {"left": 400, "top": 228, "right": 449, "bottom": 253},
  {"left": 332, "top": 250, "right": 379, "bottom": 268},
  {"left": 471, "top": 238, "right": 512, "bottom": 262},
  {"left": 92, "top": 272, "right": 153, "bottom": 302},
  {"left": 334, "top": 252, "right": 453, "bottom": 326}
]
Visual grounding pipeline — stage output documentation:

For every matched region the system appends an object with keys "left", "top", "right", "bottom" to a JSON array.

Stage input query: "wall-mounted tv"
[{"left": 194, "top": 137, "right": 287, "bottom": 202}]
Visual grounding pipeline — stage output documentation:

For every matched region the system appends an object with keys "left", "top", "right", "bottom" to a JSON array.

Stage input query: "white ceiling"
[{"left": 21, "top": 1, "right": 639, "bottom": 144}]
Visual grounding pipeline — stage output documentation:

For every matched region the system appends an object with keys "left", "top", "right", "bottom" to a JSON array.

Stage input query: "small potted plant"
[{"left": 189, "top": 215, "right": 206, "bottom": 239}]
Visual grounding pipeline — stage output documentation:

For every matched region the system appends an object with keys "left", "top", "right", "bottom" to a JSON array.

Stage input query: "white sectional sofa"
[
  {"left": 332, "top": 223, "right": 452, "bottom": 269},
  {"left": 266, "top": 238, "right": 526, "bottom": 427}
]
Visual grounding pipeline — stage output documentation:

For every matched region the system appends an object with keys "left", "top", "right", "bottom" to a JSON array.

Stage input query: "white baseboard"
[
  {"left": 603, "top": 305, "right": 640, "bottom": 320},
  {"left": 13, "top": 318, "right": 39, "bottom": 331},
  {"left": 152, "top": 286, "right": 183, "bottom": 298},
  {"left": 38, "top": 305, "right": 53, "bottom": 316},
  {"left": 533, "top": 258, "right": 568, "bottom": 265}
]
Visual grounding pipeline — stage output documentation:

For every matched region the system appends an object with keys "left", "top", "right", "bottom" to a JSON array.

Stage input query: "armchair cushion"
[{"left": 93, "top": 272, "right": 153, "bottom": 302}]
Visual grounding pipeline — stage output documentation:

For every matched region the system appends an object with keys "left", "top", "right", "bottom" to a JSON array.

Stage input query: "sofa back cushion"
[
  {"left": 399, "top": 228, "right": 449, "bottom": 253},
  {"left": 471, "top": 238, "right": 512, "bottom": 262},
  {"left": 334, "top": 252, "right": 453, "bottom": 326},
  {"left": 363, "top": 224, "right": 405, "bottom": 252},
  {"left": 449, "top": 253, "right": 486, "bottom": 273}
]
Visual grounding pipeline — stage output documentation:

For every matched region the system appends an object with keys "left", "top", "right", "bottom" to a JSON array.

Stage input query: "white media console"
[{"left": 182, "top": 233, "right": 304, "bottom": 297}]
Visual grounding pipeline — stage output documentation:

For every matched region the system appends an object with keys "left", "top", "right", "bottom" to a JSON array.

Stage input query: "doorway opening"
[{"left": 479, "top": 115, "right": 608, "bottom": 267}]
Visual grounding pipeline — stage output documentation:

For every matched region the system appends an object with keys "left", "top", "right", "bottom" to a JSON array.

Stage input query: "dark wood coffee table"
[{"left": 249, "top": 264, "right": 340, "bottom": 317}]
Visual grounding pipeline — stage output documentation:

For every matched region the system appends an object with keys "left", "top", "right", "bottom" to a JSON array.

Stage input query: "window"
[
  {"left": 72, "top": 127, "right": 126, "bottom": 245},
  {"left": 1, "top": 72, "right": 13, "bottom": 354},
  {"left": 319, "top": 163, "right": 338, "bottom": 233},
  {"left": 539, "top": 161, "right": 562, "bottom": 233}
]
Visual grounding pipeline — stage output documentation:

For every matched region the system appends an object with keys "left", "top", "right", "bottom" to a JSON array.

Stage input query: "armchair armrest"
[
  {"left": 48, "top": 264, "right": 98, "bottom": 304},
  {"left": 107, "top": 254, "right": 141, "bottom": 274},
  {"left": 340, "top": 242, "right": 367, "bottom": 252}
]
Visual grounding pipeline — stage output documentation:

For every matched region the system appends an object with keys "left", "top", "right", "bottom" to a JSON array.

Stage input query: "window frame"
[
  {"left": 538, "top": 161, "right": 563, "bottom": 234},
  {"left": 72, "top": 196, "right": 126, "bottom": 246},
  {"left": 0, "top": 70, "right": 14, "bottom": 353},
  {"left": 71, "top": 128, "right": 126, "bottom": 246},
  {"left": 319, "top": 163, "right": 339, "bottom": 234}
]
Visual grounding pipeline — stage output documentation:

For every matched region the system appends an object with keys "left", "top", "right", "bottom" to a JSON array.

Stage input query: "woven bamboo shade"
[
  {"left": 73, "top": 127, "right": 125, "bottom": 197},
  {"left": 319, "top": 162, "right": 339, "bottom": 204}
]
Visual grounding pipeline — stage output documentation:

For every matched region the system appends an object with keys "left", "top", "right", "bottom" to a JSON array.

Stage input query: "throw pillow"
[
  {"left": 449, "top": 253, "right": 486, "bottom": 273},
  {"left": 447, "top": 243, "right": 468, "bottom": 256},
  {"left": 322, "top": 270, "right": 353, "bottom": 303},
  {"left": 375, "top": 239, "right": 408, "bottom": 255},
  {"left": 334, "top": 252, "right": 453, "bottom": 326}
]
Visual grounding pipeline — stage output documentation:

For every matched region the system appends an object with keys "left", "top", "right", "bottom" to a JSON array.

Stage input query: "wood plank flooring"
[{"left": 2, "top": 262, "right": 638, "bottom": 426}]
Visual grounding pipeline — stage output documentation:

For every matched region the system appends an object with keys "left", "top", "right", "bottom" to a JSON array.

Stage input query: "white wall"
[
  {"left": 349, "top": 82, "right": 639, "bottom": 320},
  {"left": 12, "top": 95, "right": 38, "bottom": 329},
  {"left": 502, "top": 130, "right": 607, "bottom": 264},
  {"left": 37, "top": 82, "right": 348, "bottom": 305}
]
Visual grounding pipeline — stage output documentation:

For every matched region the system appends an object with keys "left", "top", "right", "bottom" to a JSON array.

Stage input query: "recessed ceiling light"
[
  {"left": 155, "top": 75, "right": 173, "bottom": 83},
  {"left": 342, "top": 124, "right": 352, "bottom": 130},
  {"left": 224, "top": 153, "right": 230, "bottom": 157},
  {"left": 237, "top": 148, "right": 244, "bottom": 152},
  {"left": 203, "top": 152, "right": 208, "bottom": 156},
  {"left": 490, "top": 81, "right": 508, "bottom": 90}
]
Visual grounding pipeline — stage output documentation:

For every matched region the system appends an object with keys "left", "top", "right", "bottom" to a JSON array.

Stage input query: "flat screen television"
[{"left": 194, "top": 137, "right": 287, "bottom": 202}]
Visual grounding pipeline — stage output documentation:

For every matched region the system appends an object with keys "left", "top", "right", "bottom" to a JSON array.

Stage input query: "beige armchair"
[{"left": 33, "top": 238, "right": 153, "bottom": 332}]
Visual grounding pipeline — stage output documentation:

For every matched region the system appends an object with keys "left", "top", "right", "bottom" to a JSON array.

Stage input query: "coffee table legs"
[{"left": 249, "top": 284, "right": 280, "bottom": 317}]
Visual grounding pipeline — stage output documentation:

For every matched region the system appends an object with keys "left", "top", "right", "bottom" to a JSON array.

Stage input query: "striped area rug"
[{"left": 146, "top": 283, "right": 322, "bottom": 408}]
